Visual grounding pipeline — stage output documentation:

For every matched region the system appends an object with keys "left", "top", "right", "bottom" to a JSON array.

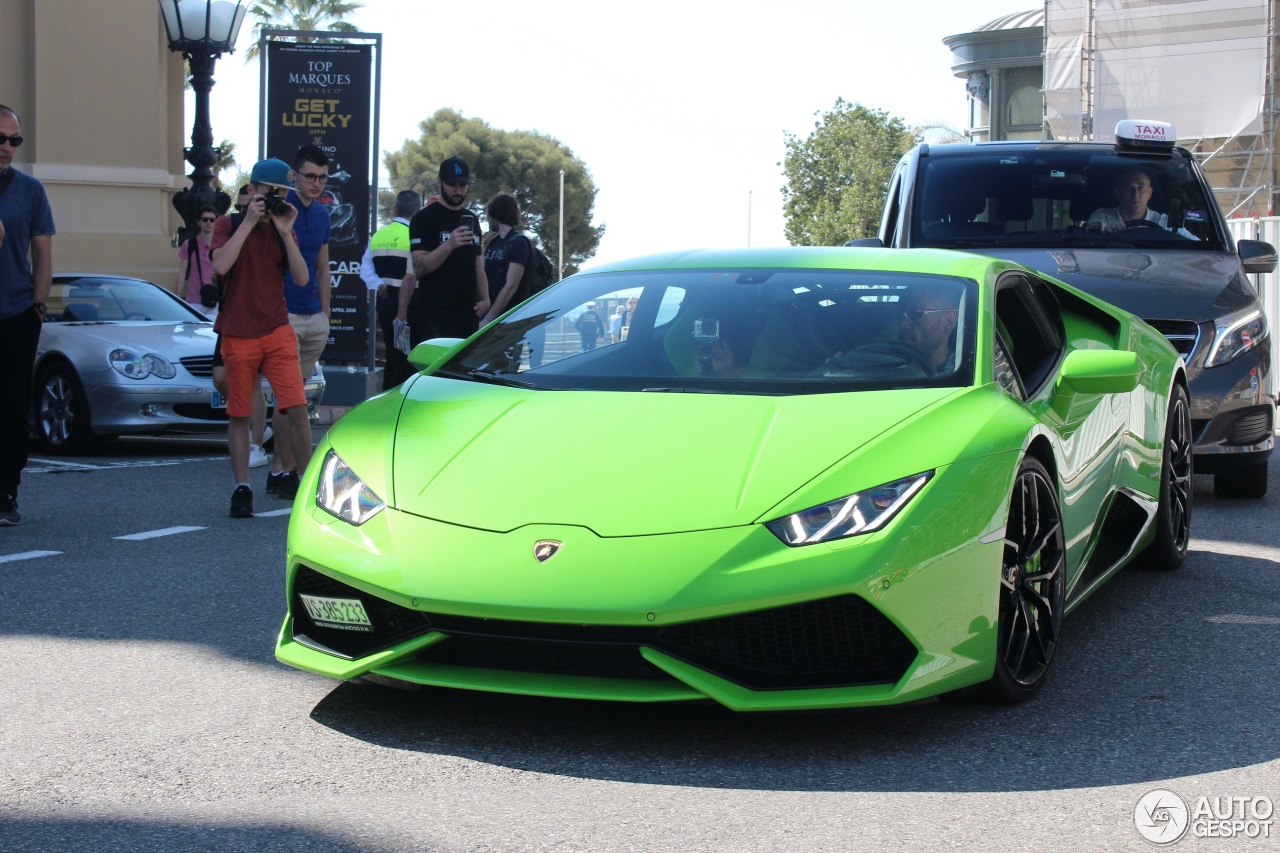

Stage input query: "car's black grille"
[
  {"left": 1144, "top": 319, "right": 1200, "bottom": 358},
  {"left": 1225, "top": 409, "right": 1274, "bottom": 445},
  {"left": 292, "top": 566, "right": 917, "bottom": 689},
  {"left": 180, "top": 355, "right": 215, "bottom": 378}
]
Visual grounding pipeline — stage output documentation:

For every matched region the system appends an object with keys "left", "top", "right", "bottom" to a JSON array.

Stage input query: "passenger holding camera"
[{"left": 210, "top": 158, "right": 313, "bottom": 519}]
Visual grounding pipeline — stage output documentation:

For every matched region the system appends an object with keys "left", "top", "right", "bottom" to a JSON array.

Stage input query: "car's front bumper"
[
  {"left": 82, "top": 374, "right": 327, "bottom": 436},
  {"left": 276, "top": 453, "right": 1016, "bottom": 711},
  {"left": 1185, "top": 336, "right": 1275, "bottom": 473}
]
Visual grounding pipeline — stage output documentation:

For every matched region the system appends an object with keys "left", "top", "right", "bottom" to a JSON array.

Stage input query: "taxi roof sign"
[{"left": 1115, "top": 120, "right": 1177, "bottom": 150}]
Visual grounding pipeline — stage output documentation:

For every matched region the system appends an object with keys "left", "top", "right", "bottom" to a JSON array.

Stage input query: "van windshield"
[{"left": 910, "top": 150, "right": 1224, "bottom": 251}]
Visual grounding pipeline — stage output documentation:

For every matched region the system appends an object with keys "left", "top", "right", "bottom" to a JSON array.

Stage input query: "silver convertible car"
[{"left": 33, "top": 274, "right": 326, "bottom": 454}]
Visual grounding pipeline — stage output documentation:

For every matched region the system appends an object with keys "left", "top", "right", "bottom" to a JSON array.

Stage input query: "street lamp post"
[{"left": 159, "top": 0, "right": 247, "bottom": 242}]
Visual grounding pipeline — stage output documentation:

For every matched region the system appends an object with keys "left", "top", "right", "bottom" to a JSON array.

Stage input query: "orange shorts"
[{"left": 221, "top": 325, "right": 307, "bottom": 418}]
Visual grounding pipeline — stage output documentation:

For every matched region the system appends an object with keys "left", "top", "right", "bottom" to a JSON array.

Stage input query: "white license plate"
[
  {"left": 211, "top": 387, "right": 277, "bottom": 409},
  {"left": 300, "top": 594, "right": 374, "bottom": 632}
]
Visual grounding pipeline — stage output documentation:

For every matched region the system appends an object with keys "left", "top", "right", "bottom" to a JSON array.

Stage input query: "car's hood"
[
  {"left": 971, "top": 247, "right": 1257, "bottom": 322},
  {"left": 46, "top": 321, "right": 218, "bottom": 358},
  {"left": 391, "top": 378, "right": 959, "bottom": 536}
]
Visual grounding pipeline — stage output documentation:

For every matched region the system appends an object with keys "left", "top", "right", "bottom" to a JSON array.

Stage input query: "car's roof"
[
  {"left": 54, "top": 273, "right": 156, "bottom": 282},
  {"left": 920, "top": 138, "right": 1192, "bottom": 160}
]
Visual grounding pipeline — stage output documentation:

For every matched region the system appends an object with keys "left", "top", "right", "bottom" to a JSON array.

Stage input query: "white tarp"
[
  {"left": 1044, "top": 0, "right": 1268, "bottom": 142},
  {"left": 1045, "top": 0, "right": 1089, "bottom": 139}
]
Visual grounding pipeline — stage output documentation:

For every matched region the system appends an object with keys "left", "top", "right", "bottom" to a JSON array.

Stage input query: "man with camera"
[
  {"left": 210, "top": 158, "right": 313, "bottom": 518},
  {"left": 404, "top": 157, "right": 490, "bottom": 343}
]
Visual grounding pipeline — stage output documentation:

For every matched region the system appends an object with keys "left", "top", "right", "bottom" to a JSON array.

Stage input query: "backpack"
[{"left": 514, "top": 233, "right": 555, "bottom": 299}]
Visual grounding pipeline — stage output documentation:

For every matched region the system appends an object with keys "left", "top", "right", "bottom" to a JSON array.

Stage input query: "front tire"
[
  {"left": 981, "top": 456, "right": 1066, "bottom": 703},
  {"left": 1135, "top": 384, "right": 1192, "bottom": 569},
  {"left": 35, "top": 364, "right": 94, "bottom": 455}
]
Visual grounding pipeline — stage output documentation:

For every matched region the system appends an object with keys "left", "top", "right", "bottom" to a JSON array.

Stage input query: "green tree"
[
  {"left": 781, "top": 99, "right": 919, "bottom": 246},
  {"left": 382, "top": 109, "right": 604, "bottom": 276},
  {"left": 243, "top": 0, "right": 364, "bottom": 63},
  {"left": 213, "top": 138, "right": 239, "bottom": 192}
]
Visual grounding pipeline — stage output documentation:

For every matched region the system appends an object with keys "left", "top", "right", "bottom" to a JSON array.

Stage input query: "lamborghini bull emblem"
[{"left": 533, "top": 540, "right": 563, "bottom": 563}]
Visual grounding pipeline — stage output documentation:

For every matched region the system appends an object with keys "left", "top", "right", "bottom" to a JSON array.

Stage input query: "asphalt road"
[{"left": 1, "top": 433, "right": 1277, "bottom": 852}]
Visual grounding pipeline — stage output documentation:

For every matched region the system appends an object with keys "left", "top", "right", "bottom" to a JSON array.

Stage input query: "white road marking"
[
  {"left": 0, "top": 550, "right": 63, "bottom": 564},
  {"left": 27, "top": 456, "right": 224, "bottom": 473},
  {"left": 114, "top": 526, "right": 207, "bottom": 541},
  {"left": 255, "top": 508, "right": 293, "bottom": 517}
]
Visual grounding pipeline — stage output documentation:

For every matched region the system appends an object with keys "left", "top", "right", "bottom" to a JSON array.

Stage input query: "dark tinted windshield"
[
  {"left": 911, "top": 149, "right": 1224, "bottom": 251},
  {"left": 439, "top": 268, "right": 977, "bottom": 394},
  {"left": 50, "top": 278, "right": 209, "bottom": 323}
]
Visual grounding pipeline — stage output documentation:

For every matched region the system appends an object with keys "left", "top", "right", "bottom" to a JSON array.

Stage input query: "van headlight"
[{"left": 1205, "top": 306, "right": 1268, "bottom": 367}]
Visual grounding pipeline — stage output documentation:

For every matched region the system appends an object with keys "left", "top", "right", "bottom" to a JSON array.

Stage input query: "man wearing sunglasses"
[
  {"left": 264, "top": 145, "right": 332, "bottom": 500},
  {"left": 898, "top": 284, "right": 960, "bottom": 376},
  {"left": 0, "top": 104, "right": 55, "bottom": 526},
  {"left": 177, "top": 205, "right": 219, "bottom": 315}
]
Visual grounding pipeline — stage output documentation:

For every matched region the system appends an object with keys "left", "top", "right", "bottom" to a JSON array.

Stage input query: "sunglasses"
[
  {"left": 200, "top": 217, "right": 217, "bottom": 223},
  {"left": 0, "top": 133, "right": 23, "bottom": 147},
  {"left": 900, "top": 308, "right": 954, "bottom": 321}
]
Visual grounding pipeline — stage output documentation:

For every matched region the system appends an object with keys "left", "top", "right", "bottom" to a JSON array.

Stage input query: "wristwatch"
[{"left": 34, "top": 302, "right": 47, "bottom": 316}]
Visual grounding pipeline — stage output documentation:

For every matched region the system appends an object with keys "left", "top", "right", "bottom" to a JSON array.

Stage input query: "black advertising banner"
[{"left": 264, "top": 42, "right": 372, "bottom": 363}]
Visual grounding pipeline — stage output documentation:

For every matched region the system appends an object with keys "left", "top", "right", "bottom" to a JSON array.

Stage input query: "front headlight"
[
  {"left": 109, "top": 349, "right": 177, "bottom": 380},
  {"left": 316, "top": 449, "right": 385, "bottom": 525},
  {"left": 765, "top": 472, "right": 932, "bottom": 546},
  {"left": 1204, "top": 305, "right": 1268, "bottom": 367}
]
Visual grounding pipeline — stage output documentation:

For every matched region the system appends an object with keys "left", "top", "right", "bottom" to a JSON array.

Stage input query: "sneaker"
[
  {"left": 277, "top": 470, "right": 300, "bottom": 500},
  {"left": 0, "top": 493, "right": 19, "bottom": 526},
  {"left": 261, "top": 425, "right": 274, "bottom": 452},
  {"left": 248, "top": 444, "right": 268, "bottom": 468},
  {"left": 229, "top": 485, "right": 254, "bottom": 518},
  {"left": 266, "top": 471, "right": 283, "bottom": 495}
]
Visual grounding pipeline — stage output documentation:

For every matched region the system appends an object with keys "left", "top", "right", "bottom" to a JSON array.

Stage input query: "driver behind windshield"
[
  {"left": 898, "top": 284, "right": 959, "bottom": 376},
  {"left": 1086, "top": 168, "right": 1197, "bottom": 239}
]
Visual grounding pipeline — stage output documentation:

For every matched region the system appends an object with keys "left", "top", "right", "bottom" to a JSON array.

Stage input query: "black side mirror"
[{"left": 1238, "top": 239, "right": 1278, "bottom": 274}]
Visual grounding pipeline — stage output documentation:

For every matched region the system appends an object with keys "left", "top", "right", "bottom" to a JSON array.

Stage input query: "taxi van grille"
[
  {"left": 292, "top": 566, "right": 917, "bottom": 689},
  {"left": 1143, "top": 319, "right": 1200, "bottom": 359}
]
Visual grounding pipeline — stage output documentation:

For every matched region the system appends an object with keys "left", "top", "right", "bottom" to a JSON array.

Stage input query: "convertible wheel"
[
  {"left": 1135, "top": 385, "right": 1192, "bottom": 569},
  {"left": 1213, "top": 461, "right": 1268, "bottom": 500},
  {"left": 981, "top": 456, "right": 1066, "bottom": 703},
  {"left": 35, "top": 364, "right": 95, "bottom": 455}
]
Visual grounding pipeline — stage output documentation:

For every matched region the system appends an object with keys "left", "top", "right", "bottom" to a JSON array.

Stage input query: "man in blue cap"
[{"left": 211, "top": 157, "right": 313, "bottom": 518}]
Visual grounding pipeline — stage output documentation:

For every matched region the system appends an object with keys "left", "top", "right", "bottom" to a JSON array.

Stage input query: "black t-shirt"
[
  {"left": 483, "top": 231, "right": 532, "bottom": 312},
  {"left": 408, "top": 202, "right": 481, "bottom": 312}
]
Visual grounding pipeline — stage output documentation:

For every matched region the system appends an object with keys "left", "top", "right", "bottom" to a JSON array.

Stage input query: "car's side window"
[{"left": 995, "top": 274, "right": 1065, "bottom": 396}]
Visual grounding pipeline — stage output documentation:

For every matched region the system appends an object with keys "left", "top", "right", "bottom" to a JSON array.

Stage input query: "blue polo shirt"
[
  {"left": 0, "top": 167, "right": 56, "bottom": 320},
  {"left": 283, "top": 188, "right": 331, "bottom": 314}
]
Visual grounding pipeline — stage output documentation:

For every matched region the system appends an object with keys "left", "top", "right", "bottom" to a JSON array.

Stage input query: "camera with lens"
[{"left": 262, "top": 189, "right": 292, "bottom": 217}]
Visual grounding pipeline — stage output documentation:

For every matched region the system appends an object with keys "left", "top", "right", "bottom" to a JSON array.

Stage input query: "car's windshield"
[
  {"left": 911, "top": 149, "right": 1225, "bottom": 251},
  {"left": 49, "top": 278, "right": 209, "bottom": 323},
  {"left": 438, "top": 268, "right": 977, "bottom": 394}
]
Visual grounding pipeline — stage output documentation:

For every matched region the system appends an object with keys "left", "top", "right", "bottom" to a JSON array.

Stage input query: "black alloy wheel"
[
  {"left": 35, "top": 363, "right": 94, "bottom": 455},
  {"left": 982, "top": 456, "right": 1066, "bottom": 702},
  {"left": 1136, "top": 385, "right": 1193, "bottom": 569}
]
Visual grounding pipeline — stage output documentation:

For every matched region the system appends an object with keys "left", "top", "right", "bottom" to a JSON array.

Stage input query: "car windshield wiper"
[
  {"left": 436, "top": 368, "right": 535, "bottom": 388},
  {"left": 465, "top": 369, "right": 535, "bottom": 388}
]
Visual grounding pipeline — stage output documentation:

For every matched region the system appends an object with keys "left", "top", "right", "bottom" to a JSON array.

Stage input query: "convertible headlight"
[
  {"left": 316, "top": 450, "right": 384, "bottom": 525},
  {"left": 109, "top": 349, "right": 177, "bottom": 380},
  {"left": 1204, "top": 305, "right": 1268, "bottom": 367},
  {"left": 765, "top": 472, "right": 932, "bottom": 546}
]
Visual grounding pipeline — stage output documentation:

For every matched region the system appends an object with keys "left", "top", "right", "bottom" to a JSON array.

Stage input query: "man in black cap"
[{"left": 404, "top": 156, "right": 490, "bottom": 342}]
